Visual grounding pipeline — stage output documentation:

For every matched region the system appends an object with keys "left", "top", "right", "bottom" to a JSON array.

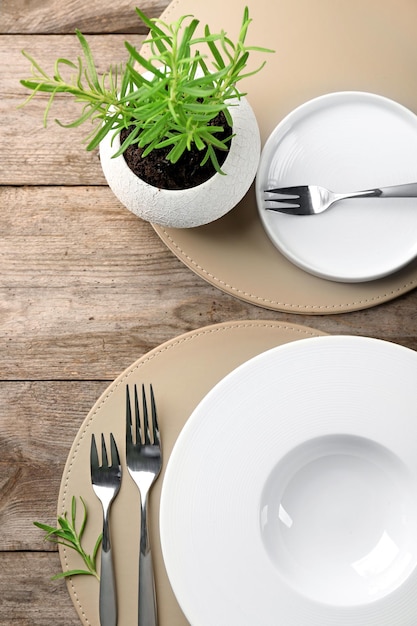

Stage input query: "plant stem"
[{"left": 34, "top": 496, "right": 102, "bottom": 581}]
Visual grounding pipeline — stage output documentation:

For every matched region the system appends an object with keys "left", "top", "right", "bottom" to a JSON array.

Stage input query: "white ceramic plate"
[
  {"left": 160, "top": 335, "right": 417, "bottom": 626},
  {"left": 255, "top": 92, "right": 417, "bottom": 282}
]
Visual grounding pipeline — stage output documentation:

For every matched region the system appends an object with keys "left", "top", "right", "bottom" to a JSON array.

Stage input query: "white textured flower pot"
[{"left": 99, "top": 96, "right": 261, "bottom": 228}]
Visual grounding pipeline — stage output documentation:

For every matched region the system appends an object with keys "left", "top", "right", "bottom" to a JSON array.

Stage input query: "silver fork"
[
  {"left": 126, "top": 384, "right": 162, "bottom": 626},
  {"left": 264, "top": 182, "right": 417, "bottom": 215},
  {"left": 90, "top": 433, "right": 122, "bottom": 626}
]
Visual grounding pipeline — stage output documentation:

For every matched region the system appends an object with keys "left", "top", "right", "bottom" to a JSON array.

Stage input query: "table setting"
[
  {"left": 151, "top": 0, "right": 417, "bottom": 314},
  {"left": 3, "top": 0, "right": 417, "bottom": 625},
  {"left": 59, "top": 324, "right": 417, "bottom": 626}
]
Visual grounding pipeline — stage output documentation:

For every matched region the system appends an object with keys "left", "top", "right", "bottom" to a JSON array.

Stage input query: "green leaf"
[
  {"left": 232, "top": 62, "right": 268, "bottom": 83},
  {"left": 85, "top": 115, "right": 117, "bottom": 151},
  {"left": 193, "top": 133, "right": 205, "bottom": 151},
  {"left": 238, "top": 5, "right": 251, "bottom": 45},
  {"left": 21, "top": 49, "right": 50, "bottom": 80},
  {"left": 151, "top": 132, "right": 183, "bottom": 150},
  {"left": 181, "top": 84, "right": 218, "bottom": 98},
  {"left": 124, "top": 43, "right": 165, "bottom": 79},
  {"left": 125, "top": 67, "right": 168, "bottom": 101},
  {"left": 231, "top": 50, "right": 249, "bottom": 75},
  {"left": 123, "top": 64, "right": 149, "bottom": 91},
  {"left": 223, "top": 107, "right": 233, "bottom": 128},
  {"left": 57, "top": 515, "right": 71, "bottom": 530},
  {"left": 182, "top": 102, "right": 226, "bottom": 114},
  {"left": 135, "top": 7, "right": 172, "bottom": 54},
  {"left": 50, "top": 528, "right": 74, "bottom": 542},
  {"left": 52, "top": 569, "right": 94, "bottom": 580},
  {"left": 55, "top": 102, "right": 102, "bottom": 130},
  {"left": 129, "top": 117, "right": 167, "bottom": 149},
  {"left": 167, "top": 135, "right": 189, "bottom": 163},
  {"left": 75, "top": 29, "right": 100, "bottom": 91},
  {"left": 53, "top": 58, "right": 77, "bottom": 83},
  {"left": 92, "top": 533, "right": 103, "bottom": 563},
  {"left": 203, "top": 27, "right": 226, "bottom": 69},
  {"left": 113, "top": 125, "right": 140, "bottom": 157},
  {"left": 20, "top": 80, "right": 60, "bottom": 94},
  {"left": 178, "top": 18, "right": 200, "bottom": 60},
  {"left": 199, "top": 129, "right": 232, "bottom": 150},
  {"left": 78, "top": 496, "right": 87, "bottom": 540},
  {"left": 33, "top": 521, "right": 55, "bottom": 533},
  {"left": 202, "top": 144, "right": 226, "bottom": 174}
]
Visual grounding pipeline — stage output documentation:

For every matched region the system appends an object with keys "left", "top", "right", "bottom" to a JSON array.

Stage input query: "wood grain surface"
[{"left": 2, "top": 1, "right": 417, "bottom": 624}]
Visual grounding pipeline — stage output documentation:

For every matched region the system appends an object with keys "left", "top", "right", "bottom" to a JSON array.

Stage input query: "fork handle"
[
  {"left": 376, "top": 182, "right": 417, "bottom": 197},
  {"left": 342, "top": 182, "right": 417, "bottom": 200},
  {"left": 99, "top": 515, "right": 117, "bottom": 626},
  {"left": 138, "top": 497, "right": 158, "bottom": 626}
]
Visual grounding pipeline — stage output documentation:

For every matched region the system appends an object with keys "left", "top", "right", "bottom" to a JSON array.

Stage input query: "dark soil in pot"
[{"left": 121, "top": 111, "right": 231, "bottom": 190}]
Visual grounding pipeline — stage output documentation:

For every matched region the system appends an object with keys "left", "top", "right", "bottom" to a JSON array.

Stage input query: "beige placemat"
[
  {"left": 58, "top": 320, "right": 326, "bottom": 625},
  {"left": 152, "top": 0, "right": 417, "bottom": 314}
]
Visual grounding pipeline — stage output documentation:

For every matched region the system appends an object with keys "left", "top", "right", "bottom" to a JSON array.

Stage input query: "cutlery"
[
  {"left": 264, "top": 182, "right": 417, "bottom": 215},
  {"left": 126, "top": 384, "right": 162, "bottom": 626},
  {"left": 90, "top": 433, "right": 122, "bottom": 626}
]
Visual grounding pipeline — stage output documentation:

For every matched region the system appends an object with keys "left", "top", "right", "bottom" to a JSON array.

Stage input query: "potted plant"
[{"left": 20, "top": 7, "right": 273, "bottom": 228}]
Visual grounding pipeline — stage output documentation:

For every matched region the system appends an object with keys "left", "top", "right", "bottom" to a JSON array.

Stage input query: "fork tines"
[
  {"left": 264, "top": 186, "right": 302, "bottom": 205},
  {"left": 91, "top": 432, "right": 120, "bottom": 469},
  {"left": 263, "top": 185, "right": 312, "bottom": 214},
  {"left": 265, "top": 186, "right": 303, "bottom": 196},
  {"left": 126, "top": 383, "right": 160, "bottom": 446}
]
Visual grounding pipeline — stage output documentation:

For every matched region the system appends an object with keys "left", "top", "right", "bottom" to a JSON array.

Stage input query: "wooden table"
[{"left": 2, "top": 1, "right": 417, "bottom": 623}]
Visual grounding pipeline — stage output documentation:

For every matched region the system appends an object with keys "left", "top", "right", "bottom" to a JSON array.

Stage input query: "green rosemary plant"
[
  {"left": 20, "top": 6, "right": 273, "bottom": 173},
  {"left": 34, "top": 496, "right": 101, "bottom": 580}
]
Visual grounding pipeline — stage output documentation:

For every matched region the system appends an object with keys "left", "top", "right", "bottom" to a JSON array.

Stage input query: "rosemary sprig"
[
  {"left": 19, "top": 6, "right": 274, "bottom": 174},
  {"left": 34, "top": 495, "right": 102, "bottom": 580}
]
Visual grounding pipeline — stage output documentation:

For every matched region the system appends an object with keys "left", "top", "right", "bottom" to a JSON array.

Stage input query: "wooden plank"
[
  {"left": 0, "top": 0, "right": 170, "bottom": 34},
  {"left": 0, "top": 381, "right": 110, "bottom": 550},
  {"left": 0, "top": 184, "right": 185, "bottom": 379},
  {"left": 1, "top": 184, "right": 417, "bottom": 381},
  {"left": 1, "top": 34, "right": 145, "bottom": 185},
  {"left": 0, "top": 552, "right": 81, "bottom": 625}
]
